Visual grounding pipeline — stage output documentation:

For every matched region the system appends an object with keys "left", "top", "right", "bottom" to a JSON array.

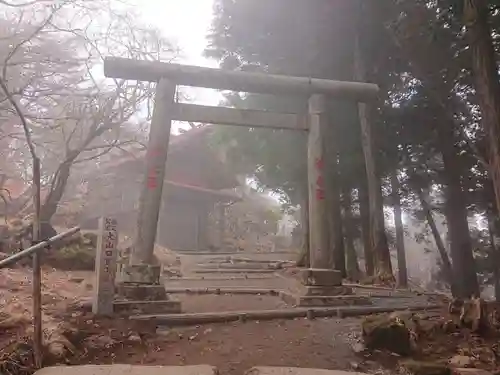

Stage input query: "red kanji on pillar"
[
  {"left": 316, "top": 175, "right": 324, "bottom": 188},
  {"left": 147, "top": 170, "right": 157, "bottom": 189},
  {"left": 315, "top": 175, "right": 325, "bottom": 200},
  {"left": 149, "top": 146, "right": 164, "bottom": 158},
  {"left": 315, "top": 157, "right": 324, "bottom": 171},
  {"left": 146, "top": 146, "right": 164, "bottom": 190},
  {"left": 316, "top": 188, "right": 325, "bottom": 201}
]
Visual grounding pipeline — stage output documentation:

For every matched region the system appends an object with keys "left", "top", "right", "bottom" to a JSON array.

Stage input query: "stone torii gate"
[{"left": 103, "top": 57, "right": 378, "bottom": 306}]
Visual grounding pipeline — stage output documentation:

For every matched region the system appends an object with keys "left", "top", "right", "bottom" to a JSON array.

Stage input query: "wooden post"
[
  {"left": 32, "top": 156, "right": 42, "bottom": 368},
  {"left": 195, "top": 206, "right": 208, "bottom": 251},
  {"left": 307, "top": 94, "right": 331, "bottom": 269},
  {"left": 0, "top": 227, "right": 80, "bottom": 269},
  {"left": 195, "top": 209, "right": 201, "bottom": 251},
  {"left": 218, "top": 204, "right": 226, "bottom": 250},
  {"left": 132, "top": 78, "right": 176, "bottom": 265},
  {"left": 93, "top": 217, "right": 119, "bottom": 316}
]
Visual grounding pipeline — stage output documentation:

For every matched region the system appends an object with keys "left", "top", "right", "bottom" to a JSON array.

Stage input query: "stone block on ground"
[
  {"left": 299, "top": 268, "right": 342, "bottom": 287},
  {"left": 246, "top": 367, "right": 370, "bottom": 375},
  {"left": 120, "top": 264, "right": 161, "bottom": 284},
  {"left": 113, "top": 300, "right": 181, "bottom": 315},
  {"left": 280, "top": 291, "right": 371, "bottom": 307},
  {"left": 35, "top": 365, "right": 218, "bottom": 375},
  {"left": 116, "top": 284, "right": 167, "bottom": 301},
  {"left": 399, "top": 361, "right": 450, "bottom": 375},
  {"left": 363, "top": 312, "right": 418, "bottom": 356}
]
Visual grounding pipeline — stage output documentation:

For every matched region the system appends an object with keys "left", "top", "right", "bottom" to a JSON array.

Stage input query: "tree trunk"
[
  {"left": 359, "top": 174, "right": 374, "bottom": 276},
  {"left": 328, "top": 152, "right": 346, "bottom": 277},
  {"left": 296, "top": 186, "right": 310, "bottom": 268},
  {"left": 487, "top": 213, "right": 500, "bottom": 301},
  {"left": 415, "top": 184, "right": 455, "bottom": 293},
  {"left": 443, "top": 179, "right": 479, "bottom": 298},
  {"left": 354, "top": 34, "right": 393, "bottom": 282},
  {"left": 0, "top": 174, "right": 7, "bottom": 191},
  {"left": 40, "top": 161, "right": 72, "bottom": 224},
  {"left": 342, "top": 186, "right": 361, "bottom": 281},
  {"left": 464, "top": 0, "right": 500, "bottom": 224},
  {"left": 438, "top": 125, "right": 479, "bottom": 298},
  {"left": 391, "top": 172, "right": 408, "bottom": 288}
]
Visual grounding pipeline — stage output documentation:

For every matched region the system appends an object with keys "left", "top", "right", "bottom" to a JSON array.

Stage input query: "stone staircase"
[{"left": 35, "top": 365, "right": 378, "bottom": 375}]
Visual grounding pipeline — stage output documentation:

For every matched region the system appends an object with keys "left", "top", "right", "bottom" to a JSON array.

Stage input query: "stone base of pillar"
[
  {"left": 300, "top": 285, "right": 353, "bottom": 296},
  {"left": 117, "top": 284, "right": 168, "bottom": 301},
  {"left": 299, "top": 268, "right": 342, "bottom": 287},
  {"left": 120, "top": 264, "right": 162, "bottom": 284},
  {"left": 280, "top": 268, "right": 372, "bottom": 307},
  {"left": 115, "top": 264, "right": 183, "bottom": 315},
  {"left": 113, "top": 283, "right": 182, "bottom": 315}
]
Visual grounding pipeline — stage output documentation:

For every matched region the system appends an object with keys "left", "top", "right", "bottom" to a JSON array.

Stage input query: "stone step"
[
  {"left": 193, "top": 269, "right": 277, "bottom": 274},
  {"left": 33, "top": 365, "right": 490, "bottom": 375},
  {"left": 164, "top": 287, "right": 281, "bottom": 295},
  {"left": 247, "top": 367, "right": 370, "bottom": 375},
  {"left": 35, "top": 365, "right": 217, "bottom": 375},
  {"left": 164, "top": 277, "right": 289, "bottom": 290},
  {"left": 164, "top": 275, "right": 278, "bottom": 281},
  {"left": 174, "top": 250, "right": 295, "bottom": 255},
  {"left": 280, "top": 292, "right": 372, "bottom": 307},
  {"left": 113, "top": 299, "right": 181, "bottom": 315},
  {"left": 195, "top": 263, "right": 278, "bottom": 270},
  {"left": 204, "top": 258, "right": 292, "bottom": 264}
]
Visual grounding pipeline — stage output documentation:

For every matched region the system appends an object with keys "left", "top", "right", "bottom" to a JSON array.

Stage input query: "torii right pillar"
[{"left": 281, "top": 94, "right": 371, "bottom": 307}]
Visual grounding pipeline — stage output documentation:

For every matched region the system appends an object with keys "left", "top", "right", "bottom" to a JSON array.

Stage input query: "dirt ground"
[
  {"left": 78, "top": 317, "right": 380, "bottom": 375},
  {"left": 0, "top": 269, "right": 379, "bottom": 375},
  {"left": 0, "top": 250, "right": 477, "bottom": 375},
  {"left": 0, "top": 266, "right": 384, "bottom": 375}
]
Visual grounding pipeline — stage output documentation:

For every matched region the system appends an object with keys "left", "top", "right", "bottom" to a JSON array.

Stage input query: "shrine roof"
[{"left": 97, "top": 125, "right": 239, "bottom": 191}]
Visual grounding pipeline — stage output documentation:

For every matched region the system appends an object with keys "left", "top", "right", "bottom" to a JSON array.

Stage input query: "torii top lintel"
[{"left": 103, "top": 57, "right": 379, "bottom": 102}]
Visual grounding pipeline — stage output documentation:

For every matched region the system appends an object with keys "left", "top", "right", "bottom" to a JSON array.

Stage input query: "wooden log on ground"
[
  {"left": 104, "top": 57, "right": 379, "bottom": 101},
  {"left": 132, "top": 305, "right": 442, "bottom": 326}
]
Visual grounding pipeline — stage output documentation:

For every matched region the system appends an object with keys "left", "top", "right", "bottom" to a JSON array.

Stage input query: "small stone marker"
[{"left": 93, "top": 217, "right": 119, "bottom": 316}]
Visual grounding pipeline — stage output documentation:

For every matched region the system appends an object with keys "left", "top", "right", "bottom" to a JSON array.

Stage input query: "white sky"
[
  {"left": 134, "top": 1, "right": 283, "bottom": 198},
  {"left": 134, "top": 0, "right": 222, "bottom": 108}
]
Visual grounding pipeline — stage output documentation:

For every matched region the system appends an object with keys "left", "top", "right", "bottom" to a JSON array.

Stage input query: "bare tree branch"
[{"left": 0, "top": 76, "right": 37, "bottom": 159}]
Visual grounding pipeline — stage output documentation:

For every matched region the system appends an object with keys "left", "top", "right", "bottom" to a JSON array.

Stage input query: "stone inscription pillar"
[{"left": 93, "top": 217, "right": 119, "bottom": 316}]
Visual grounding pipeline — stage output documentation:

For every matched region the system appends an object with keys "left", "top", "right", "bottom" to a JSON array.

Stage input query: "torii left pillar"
[{"left": 122, "top": 78, "right": 175, "bottom": 285}]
